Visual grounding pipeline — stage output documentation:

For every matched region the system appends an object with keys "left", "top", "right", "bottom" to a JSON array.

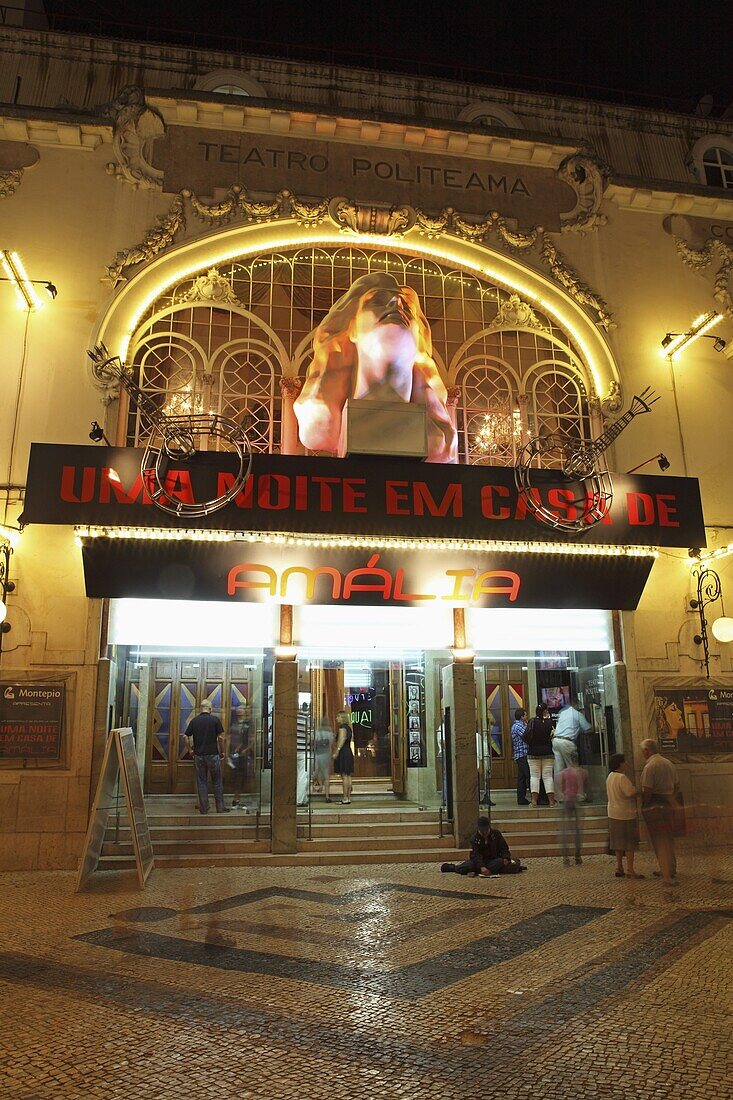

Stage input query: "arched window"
[
  {"left": 688, "top": 136, "right": 733, "bottom": 189},
  {"left": 701, "top": 147, "right": 733, "bottom": 189},
  {"left": 124, "top": 251, "right": 591, "bottom": 463},
  {"left": 457, "top": 101, "right": 523, "bottom": 130},
  {"left": 454, "top": 314, "right": 591, "bottom": 467},
  {"left": 127, "top": 301, "right": 284, "bottom": 453}
]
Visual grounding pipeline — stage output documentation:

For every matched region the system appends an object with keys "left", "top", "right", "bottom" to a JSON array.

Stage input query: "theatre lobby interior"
[{"left": 0, "top": 5, "right": 732, "bottom": 1097}]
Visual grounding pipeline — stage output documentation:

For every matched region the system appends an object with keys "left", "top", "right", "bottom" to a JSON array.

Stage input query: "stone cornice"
[
  {"left": 607, "top": 178, "right": 733, "bottom": 218},
  {"left": 0, "top": 103, "right": 109, "bottom": 149},
  {"left": 147, "top": 91, "right": 575, "bottom": 169}
]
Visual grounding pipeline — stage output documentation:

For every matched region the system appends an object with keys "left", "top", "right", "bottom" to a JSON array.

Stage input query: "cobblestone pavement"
[{"left": 1, "top": 850, "right": 732, "bottom": 1100}]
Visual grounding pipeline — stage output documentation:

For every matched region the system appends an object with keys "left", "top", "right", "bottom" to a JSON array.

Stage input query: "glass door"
[{"left": 475, "top": 665, "right": 528, "bottom": 791}]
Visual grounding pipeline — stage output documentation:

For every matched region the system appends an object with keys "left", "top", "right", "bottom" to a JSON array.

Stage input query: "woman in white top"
[{"left": 606, "top": 753, "right": 644, "bottom": 879}]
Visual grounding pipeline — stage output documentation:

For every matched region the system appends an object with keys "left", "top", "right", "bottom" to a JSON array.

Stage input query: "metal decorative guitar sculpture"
[
  {"left": 88, "top": 343, "right": 252, "bottom": 519},
  {"left": 514, "top": 386, "right": 660, "bottom": 533}
]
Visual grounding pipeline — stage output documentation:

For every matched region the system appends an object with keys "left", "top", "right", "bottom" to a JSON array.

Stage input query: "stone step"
[
  {"left": 97, "top": 847, "right": 466, "bottom": 870},
  {"left": 101, "top": 839, "right": 271, "bottom": 857},
  {"left": 297, "top": 821, "right": 447, "bottom": 839},
  {"left": 104, "top": 824, "right": 269, "bottom": 843},
  {"left": 296, "top": 834, "right": 457, "bottom": 853}
]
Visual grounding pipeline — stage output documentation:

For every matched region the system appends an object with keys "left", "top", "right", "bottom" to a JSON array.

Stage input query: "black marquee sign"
[
  {"left": 23, "top": 444, "right": 705, "bottom": 547},
  {"left": 21, "top": 443, "right": 707, "bottom": 611}
]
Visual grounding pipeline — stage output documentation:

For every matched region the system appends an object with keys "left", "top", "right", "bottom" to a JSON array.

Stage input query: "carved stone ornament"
[
  {"left": 487, "top": 293, "right": 548, "bottom": 332},
  {"left": 600, "top": 379, "right": 623, "bottom": 415},
  {"left": 280, "top": 376, "right": 304, "bottom": 398},
  {"left": 674, "top": 236, "right": 733, "bottom": 320},
  {"left": 0, "top": 170, "right": 23, "bottom": 199},
  {"left": 329, "top": 198, "right": 415, "bottom": 236},
  {"left": 103, "top": 176, "right": 612, "bottom": 334},
  {"left": 540, "top": 239, "right": 615, "bottom": 330},
  {"left": 103, "top": 86, "right": 165, "bottom": 190},
  {"left": 0, "top": 140, "right": 40, "bottom": 199},
  {"left": 182, "top": 267, "right": 240, "bottom": 306},
  {"left": 558, "top": 150, "right": 610, "bottom": 235}
]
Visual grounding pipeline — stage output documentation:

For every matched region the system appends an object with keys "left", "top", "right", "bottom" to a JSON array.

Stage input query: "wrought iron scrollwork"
[{"left": 690, "top": 565, "right": 722, "bottom": 678}]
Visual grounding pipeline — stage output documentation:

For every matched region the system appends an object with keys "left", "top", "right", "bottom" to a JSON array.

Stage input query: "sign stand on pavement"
[{"left": 76, "top": 727, "right": 154, "bottom": 891}]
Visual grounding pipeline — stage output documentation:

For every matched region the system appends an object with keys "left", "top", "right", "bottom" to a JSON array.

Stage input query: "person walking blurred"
[
  {"left": 525, "top": 704, "right": 556, "bottom": 808},
  {"left": 640, "top": 738, "right": 680, "bottom": 885},
  {"left": 314, "top": 716, "right": 334, "bottom": 801},
  {"left": 556, "top": 760, "right": 587, "bottom": 864}
]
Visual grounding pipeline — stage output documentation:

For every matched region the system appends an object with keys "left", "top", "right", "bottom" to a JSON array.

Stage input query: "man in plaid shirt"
[{"left": 511, "top": 708, "right": 531, "bottom": 806}]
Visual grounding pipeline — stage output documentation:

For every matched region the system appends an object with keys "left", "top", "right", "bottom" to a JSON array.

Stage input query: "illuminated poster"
[
  {"left": 653, "top": 686, "right": 733, "bottom": 754},
  {"left": 406, "top": 671, "right": 426, "bottom": 768},
  {"left": 0, "top": 682, "right": 64, "bottom": 759}
]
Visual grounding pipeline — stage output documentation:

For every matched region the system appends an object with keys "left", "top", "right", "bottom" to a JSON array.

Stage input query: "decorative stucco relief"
[
  {"left": 558, "top": 150, "right": 610, "bottom": 235},
  {"left": 103, "top": 86, "right": 165, "bottom": 190},
  {"left": 674, "top": 236, "right": 733, "bottom": 320},
  {"left": 484, "top": 293, "right": 549, "bottom": 333},
  {"left": 0, "top": 140, "right": 39, "bottom": 199},
  {"left": 662, "top": 214, "right": 733, "bottom": 322},
  {"left": 103, "top": 176, "right": 613, "bottom": 330},
  {"left": 540, "top": 239, "right": 614, "bottom": 331}
]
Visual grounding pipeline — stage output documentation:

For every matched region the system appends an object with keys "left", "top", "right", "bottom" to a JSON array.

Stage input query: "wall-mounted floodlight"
[
  {"left": 0, "top": 249, "right": 58, "bottom": 311},
  {"left": 660, "top": 311, "right": 724, "bottom": 360}
]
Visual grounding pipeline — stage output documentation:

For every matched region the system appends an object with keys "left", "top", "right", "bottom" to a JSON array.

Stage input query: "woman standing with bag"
[
  {"left": 606, "top": 753, "right": 644, "bottom": 878},
  {"left": 332, "top": 710, "right": 355, "bottom": 805},
  {"left": 525, "top": 704, "right": 556, "bottom": 808}
]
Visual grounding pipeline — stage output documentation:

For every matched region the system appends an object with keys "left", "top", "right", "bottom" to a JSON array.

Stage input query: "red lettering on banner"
[
  {"left": 60, "top": 465, "right": 96, "bottom": 503},
  {"left": 312, "top": 476, "right": 340, "bottom": 511},
  {"left": 294, "top": 475, "right": 309, "bottom": 511},
  {"left": 159, "top": 470, "right": 195, "bottom": 505},
  {"left": 481, "top": 484, "right": 511, "bottom": 520},
  {"left": 413, "top": 481, "right": 463, "bottom": 517},
  {"left": 548, "top": 488, "right": 578, "bottom": 522},
  {"left": 627, "top": 492, "right": 655, "bottom": 526},
  {"left": 257, "top": 474, "right": 290, "bottom": 510},
  {"left": 218, "top": 472, "right": 253, "bottom": 508},
  {"left": 656, "top": 494, "right": 680, "bottom": 527},
  {"left": 386, "top": 481, "right": 410, "bottom": 515},
  {"left": 514, "top": 488, "right": 544, "bottom": 521},
  {"left": 99, "top": 468, "right": 152, "bottom": 505},
  {"left": 343, "top": 478, "right": 367, "bottom": 513}
]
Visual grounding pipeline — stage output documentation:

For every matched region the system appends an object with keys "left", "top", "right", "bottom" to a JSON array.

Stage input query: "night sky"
[{"left": 42, "top": 0, "right": 731, "bottom": 115}]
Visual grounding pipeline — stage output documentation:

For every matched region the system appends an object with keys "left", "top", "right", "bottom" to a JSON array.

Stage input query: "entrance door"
[
  {"left": 306, "top": 658, "right": 407, "bottom": 794},
  {"left": 143, "top": 659, "right": 253, "bottom": 794},
  {"left": 475, "top": 666, "right": 528, "bottom": 790}
]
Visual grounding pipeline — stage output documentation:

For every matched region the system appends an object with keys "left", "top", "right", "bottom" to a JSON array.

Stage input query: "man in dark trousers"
[
  {"left": 442, "top": 816, "right": 524, "bottom": 877},
  {"left": 185, "top": 700, "right": 230, "bottom": 814}
]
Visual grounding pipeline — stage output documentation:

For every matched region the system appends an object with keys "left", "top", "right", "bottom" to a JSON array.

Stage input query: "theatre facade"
[{"left": 1, "top": 24, "right": 732, "bottom": 867}]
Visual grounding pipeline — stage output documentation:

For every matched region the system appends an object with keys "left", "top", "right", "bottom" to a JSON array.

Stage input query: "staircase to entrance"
[{"left": 98, "top": 792, "right": 609, "bottom": 870}]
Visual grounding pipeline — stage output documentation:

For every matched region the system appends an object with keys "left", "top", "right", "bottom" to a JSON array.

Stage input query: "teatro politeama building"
[{"left": 0, "top": 18, "right": 732, "bottom": 872}]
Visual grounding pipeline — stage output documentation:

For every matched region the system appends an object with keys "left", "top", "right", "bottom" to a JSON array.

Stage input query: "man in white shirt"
[
  {"left": 640, "top": 738, "right": 680, "bottom": 885},
  {"left": 552, "top": 699, "right": 591, "bottom": 774}
]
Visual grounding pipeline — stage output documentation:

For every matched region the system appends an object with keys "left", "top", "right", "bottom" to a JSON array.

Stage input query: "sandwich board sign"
[{"left": 76, "top": 726, "right": 154, "bottom": 890}]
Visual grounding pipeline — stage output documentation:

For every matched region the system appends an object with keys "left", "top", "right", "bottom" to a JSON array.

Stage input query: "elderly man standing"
[
  {"left": 553, "top": 698, "right": 592, "bottom": 776},
  {"left": 640, "top": 738, "right": 679, "bottom": 885},
  {"left": 185, "top": 700, "right": 230, "bottom": 815}
]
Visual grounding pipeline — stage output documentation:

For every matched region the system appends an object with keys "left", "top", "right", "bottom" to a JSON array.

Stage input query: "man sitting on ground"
[{"left": 442, "top": 816, "right": 525, "bottom": 877}]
